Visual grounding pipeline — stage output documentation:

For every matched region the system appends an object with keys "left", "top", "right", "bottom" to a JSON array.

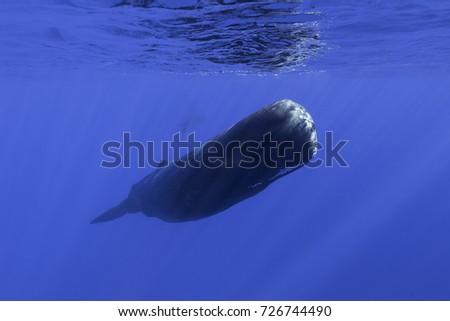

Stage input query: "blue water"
[{"left": 1, "top": 0, "right": 450, "bottom": 300}]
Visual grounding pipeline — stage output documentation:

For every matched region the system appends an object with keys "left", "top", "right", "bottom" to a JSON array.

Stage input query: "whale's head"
[{"left": 270, "top": 99, "right": 318, "bottom": 163}]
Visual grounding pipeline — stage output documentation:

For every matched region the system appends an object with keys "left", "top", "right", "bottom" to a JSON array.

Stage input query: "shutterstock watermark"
[{"left": 101, "top": 131, "right": 349, "bottom": 169}]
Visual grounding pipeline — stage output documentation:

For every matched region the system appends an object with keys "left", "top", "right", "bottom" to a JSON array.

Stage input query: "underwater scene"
[{"left": 0, "top": 0, "right": 449, "bottom": 300}]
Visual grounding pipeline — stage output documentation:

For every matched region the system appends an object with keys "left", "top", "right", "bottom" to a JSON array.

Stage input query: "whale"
[{"left": 91, "top": 99, "right": 317, "bottom": 223}]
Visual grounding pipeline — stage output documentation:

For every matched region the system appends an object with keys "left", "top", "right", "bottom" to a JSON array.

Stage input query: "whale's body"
[{"left": 91, "top": 99, "right": 317, "bottom": 224}]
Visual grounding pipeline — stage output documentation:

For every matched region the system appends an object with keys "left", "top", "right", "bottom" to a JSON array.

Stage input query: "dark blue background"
[
  {"left": 1, "top": 74, "right": 449, "bottom": 300},
  {"left": 1, "top": 0, "right": 450, "bottom": 300}
]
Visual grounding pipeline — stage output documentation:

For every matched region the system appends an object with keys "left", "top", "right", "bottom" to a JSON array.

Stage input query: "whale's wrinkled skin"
[{"left": 91, "top": 99, "right": 317, "bottom": 224}]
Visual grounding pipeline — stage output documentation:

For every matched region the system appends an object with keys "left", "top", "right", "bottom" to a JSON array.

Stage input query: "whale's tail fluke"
[{"left": 91, "top": 199, "right": 131, "bottom": 224}]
